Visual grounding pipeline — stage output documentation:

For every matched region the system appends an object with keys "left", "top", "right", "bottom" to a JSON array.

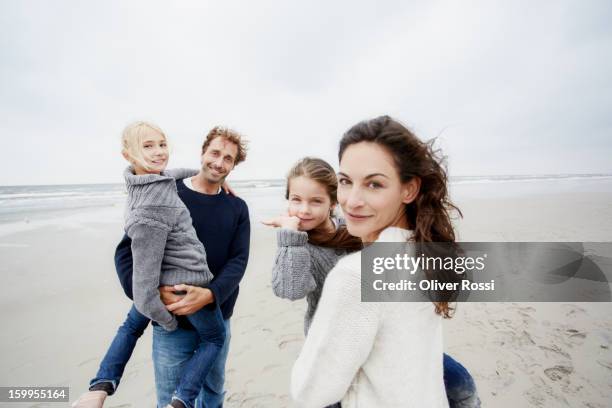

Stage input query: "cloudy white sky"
[{"left": 1, "top": 0, "right": 611, "bottom": 185}]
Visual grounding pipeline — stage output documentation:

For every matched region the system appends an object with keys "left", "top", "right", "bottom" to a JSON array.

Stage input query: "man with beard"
[{"left": 114, "top": 126, "right": 250, "bottom": 408}]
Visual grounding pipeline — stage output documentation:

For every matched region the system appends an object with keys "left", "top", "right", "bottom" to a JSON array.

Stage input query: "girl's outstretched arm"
[{"left": 271, "top": 228, "right": 316, "bottom": 301}]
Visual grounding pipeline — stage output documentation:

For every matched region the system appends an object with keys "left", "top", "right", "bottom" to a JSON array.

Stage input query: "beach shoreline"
[{"left": 0, "top": 185, "right": 611, "bottom": 407}]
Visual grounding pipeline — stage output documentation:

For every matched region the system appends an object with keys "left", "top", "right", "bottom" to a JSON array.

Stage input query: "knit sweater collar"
[
  {"left": 376, "top": 226, "right": 413, "bottom": 242},
  {"left": 123, "top": 166, "right": 175, "bottom": 186}
]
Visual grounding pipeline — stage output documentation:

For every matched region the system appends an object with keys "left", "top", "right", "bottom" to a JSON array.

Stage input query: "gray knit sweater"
[
  {"left": 271, "top": 224, "right": 348, "bottom": 334},
  {"left": 124, "top": 167, "right": 214, "bottom": 331}
]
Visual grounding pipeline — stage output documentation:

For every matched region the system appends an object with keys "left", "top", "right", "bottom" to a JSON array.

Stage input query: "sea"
[{"left": 1, "top": 174, "right": 612, "bottom": 224}]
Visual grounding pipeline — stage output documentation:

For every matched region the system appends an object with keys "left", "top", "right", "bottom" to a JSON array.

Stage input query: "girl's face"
[
  {"left": 133, "top": 131, "right": 169, "bottom": 175},
  {"left": 287, "top": 176, "right": 335, "bottom": 231},
  {"left": 338, "top": 141, "right": 417, "bottom": 242}
]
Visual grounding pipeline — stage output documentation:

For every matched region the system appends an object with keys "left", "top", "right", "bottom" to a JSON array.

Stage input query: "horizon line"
[{"left": 2, "top": 172, "right": 612, "bottom": 188}]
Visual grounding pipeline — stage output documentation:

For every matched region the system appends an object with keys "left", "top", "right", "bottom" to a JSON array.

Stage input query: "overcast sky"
[{"left": 1, "top": 0, "right": 611, "bottom": 185}]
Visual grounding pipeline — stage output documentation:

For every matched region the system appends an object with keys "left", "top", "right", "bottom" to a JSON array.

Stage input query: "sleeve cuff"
[
  {"left": 207, "top": 282, "right": 223, "bottom": 307},
  {"left": 277, "top": 229, "right": 308, "bottom": 247},
  {"left": 161, "top": 317, "right": 178, "bottom": 332}
]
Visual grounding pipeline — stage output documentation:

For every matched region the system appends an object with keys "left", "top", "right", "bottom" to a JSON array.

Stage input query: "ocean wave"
[{"left": 450, "top": 174, "right": 612, "bottom": 185}]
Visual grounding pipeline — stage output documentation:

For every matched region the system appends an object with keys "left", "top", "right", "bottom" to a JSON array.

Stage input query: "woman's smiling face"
[{"left": 338, "top": 141, "right": 416, "bottom": 242}]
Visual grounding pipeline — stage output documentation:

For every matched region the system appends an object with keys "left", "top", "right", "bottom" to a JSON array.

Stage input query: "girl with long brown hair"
[{"left": 263, "top": 157, "right": 361, "bottom": 335}]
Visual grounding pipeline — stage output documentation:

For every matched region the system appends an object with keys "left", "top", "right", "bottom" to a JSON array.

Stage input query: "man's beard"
[
  {"left": 203, "top": 166, "right": 227, "bottom": 184},
  {"left": 206, "top": 174, "right": 227, "bottom": 185}
]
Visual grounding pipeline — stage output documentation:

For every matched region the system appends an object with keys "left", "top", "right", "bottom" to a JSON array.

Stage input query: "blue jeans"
[
  {"left": 153, "top": 318, "right": 232, "bottom": 408},
  {"left": 90, "top": 304, "right": 150, "bottom": 393},
  {"left": 172, "top": 303, "right": 226, "bottom": 408},
  {"left": 91, "top": 303, "right": 225, "bottom": 408},
  {"left": 444, "top": 353, "right": 481, "bottom": 408}
]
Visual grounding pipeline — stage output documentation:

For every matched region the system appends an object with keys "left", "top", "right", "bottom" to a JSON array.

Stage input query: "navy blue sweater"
[{"left": 115, "top": 178, "right": 251, "bottom": 326}]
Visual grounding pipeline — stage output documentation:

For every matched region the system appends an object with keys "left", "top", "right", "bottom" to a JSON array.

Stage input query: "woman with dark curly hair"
[{"left": 290, "top": 116, "right": 478, "bottom": 408}]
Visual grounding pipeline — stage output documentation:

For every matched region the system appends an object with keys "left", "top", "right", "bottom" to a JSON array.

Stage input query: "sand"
[{"left": 0, "top": 192, "right": 611, "bottom": 407}]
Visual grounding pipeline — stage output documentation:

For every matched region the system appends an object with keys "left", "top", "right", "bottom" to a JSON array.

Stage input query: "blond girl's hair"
[{"left": 121, "top": 121, "right": 167, "bottom": 171}]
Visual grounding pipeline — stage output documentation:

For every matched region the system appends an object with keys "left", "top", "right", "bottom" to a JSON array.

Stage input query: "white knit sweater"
[{"left": 291, "top": 227, "right": 448, "bottom": 408}]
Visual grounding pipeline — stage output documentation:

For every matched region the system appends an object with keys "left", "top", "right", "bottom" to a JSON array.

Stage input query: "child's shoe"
[{"left": 168, "top": 398, "right": 187, "bottom": 408}]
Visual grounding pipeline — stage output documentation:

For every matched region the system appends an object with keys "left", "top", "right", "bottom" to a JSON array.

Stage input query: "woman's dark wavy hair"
[
  {"left": 338, "top": 115, "right": 463, "bottom": 318},
  {"left": 286, "top": 157, "right": 362, "bottom": 252}
]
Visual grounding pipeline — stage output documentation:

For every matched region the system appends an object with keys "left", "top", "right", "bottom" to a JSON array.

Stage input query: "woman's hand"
[
  {"left": 159, "top": 284, "right": 215, "bottom": 315},
  {"left": 261, "top": 214, "right": 300, "bottom": 230}
]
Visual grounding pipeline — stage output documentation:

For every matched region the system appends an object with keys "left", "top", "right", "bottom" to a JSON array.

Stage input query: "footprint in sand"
[
  {"left": 510, "top": 305, "right": 536, "bottom": 319},
  {"left": 492, "top": 329, "right": 536, "bottom": 347},
  {"left": 543, "top": 364, "right": 573, "bottom": 382},
  {"left": 596, "top": 360, "right": 612, "bottom": 370},
  {"left": 495, "top": 360, "right": 516, "bottom": 387},
  {"left": 524, "top": 380, "right": 549, "bottom": 408},
  {"left": 538, "top": 344, "right": 570, "bottom": 359},
  {"left": 278, "top": 335, "right": 303, "bottom": 350},
  {"left": 227, "top": 391, "right": 246, "bottom": 404},
  {"left": 565, "top": 328, "right": 587, "bottom": 345},
  {"left": 561, "top": 304, "right": 586, "bottom": 317}
]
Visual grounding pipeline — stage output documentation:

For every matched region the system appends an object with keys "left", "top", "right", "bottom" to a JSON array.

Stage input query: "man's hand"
[{"left": 159, "top": 284, "right": 215, "bottom": 316}]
